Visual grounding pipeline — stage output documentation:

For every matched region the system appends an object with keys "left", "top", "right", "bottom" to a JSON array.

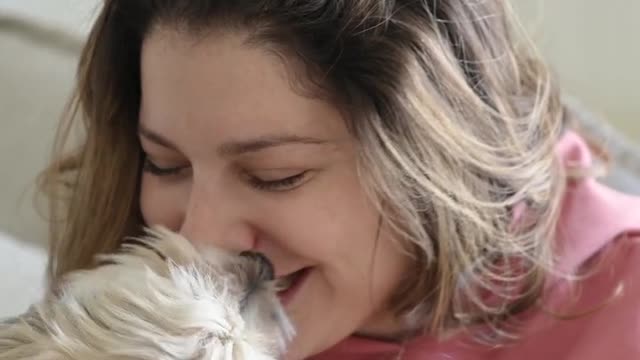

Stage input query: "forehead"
[{"left": 139, "top": 27, "right": 348, "bottom": 142}]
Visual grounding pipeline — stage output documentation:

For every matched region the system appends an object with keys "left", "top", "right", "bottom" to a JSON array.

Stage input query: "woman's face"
[{"left": 139, "top": 28, "right": 409, "bottom": 359}]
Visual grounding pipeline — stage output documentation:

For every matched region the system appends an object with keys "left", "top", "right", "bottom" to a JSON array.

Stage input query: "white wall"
[
  {"left": 0, "top": 0, "right": 101, "bottom": 37},
  {"left": 514, "top": 0, "right": 640, "bottom": 139}
]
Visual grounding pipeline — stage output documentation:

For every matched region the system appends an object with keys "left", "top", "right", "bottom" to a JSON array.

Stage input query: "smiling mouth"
[{"left": 274, "top": 267, "right": 311, "bottom": 304}]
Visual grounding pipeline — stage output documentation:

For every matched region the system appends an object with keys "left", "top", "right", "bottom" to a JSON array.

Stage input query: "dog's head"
[{"left": 0, "top": 226, "right": 294, "bottom": 360}]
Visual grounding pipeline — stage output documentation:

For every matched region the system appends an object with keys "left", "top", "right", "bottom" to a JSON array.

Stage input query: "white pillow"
[{"left": 0, "top": 231, "right": 46, "bottom": 319}]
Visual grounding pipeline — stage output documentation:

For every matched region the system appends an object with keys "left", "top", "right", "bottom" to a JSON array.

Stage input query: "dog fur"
[{"left": 0, "top": 226, "right": 294, "bottom": 360}]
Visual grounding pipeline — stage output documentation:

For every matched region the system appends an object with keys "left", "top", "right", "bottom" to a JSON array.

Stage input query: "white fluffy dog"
[{"left": 0, "top": 227, "right": 295, "bottom": 360}]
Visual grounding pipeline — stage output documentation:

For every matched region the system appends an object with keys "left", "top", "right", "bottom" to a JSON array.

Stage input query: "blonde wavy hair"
[{"left": 40, "top": 0, "right": 569, "bottom": 339}]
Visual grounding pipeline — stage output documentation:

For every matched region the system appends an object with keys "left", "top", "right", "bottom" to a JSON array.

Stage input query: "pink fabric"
[{"left": 311, "top": 131, "right": 640, "bottom": 360}]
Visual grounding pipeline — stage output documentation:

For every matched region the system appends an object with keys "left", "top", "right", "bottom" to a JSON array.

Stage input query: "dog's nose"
[{"left": 239, "top": 251, "right": 275, "bottom": 282}]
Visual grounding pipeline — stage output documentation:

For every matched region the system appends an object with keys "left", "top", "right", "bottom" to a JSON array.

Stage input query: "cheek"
[
  {"left": 272, "top": 170, "right": 398, "bottom": 296},
  {"left": 260, "top": 172, "right": 381, "bottom": 267},
  {"left": 139, "top": 174, "right": 189, "bottom": 230},
  {"left": 278, "top": 199, "right": 409, "bottom": 358},
  {"left": 368, "top": 226, "right": 411, "bottom": 303}
]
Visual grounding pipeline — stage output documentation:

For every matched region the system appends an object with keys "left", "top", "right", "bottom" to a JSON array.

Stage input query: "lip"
[{"left": 277, "top": 267, "right": 311, "bottom": 306}]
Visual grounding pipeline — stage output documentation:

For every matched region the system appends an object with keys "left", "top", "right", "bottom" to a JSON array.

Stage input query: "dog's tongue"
[{"left": 274, "top": 270, "right": 302, "bottom": 292}]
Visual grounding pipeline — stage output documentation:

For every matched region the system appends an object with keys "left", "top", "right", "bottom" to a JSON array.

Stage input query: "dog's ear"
[
  {"left": 0, "top": 319, "right": 25, "bottom": 360},
  {"left": 0, "top": 306, "right": 51, "bottom": 360},
  {"left": 93, "top": 226, "right": 202, "bottom": 276},
  {"left": 129, "top": 226, "right": 202, "bottom": 265},
  {"left": 129, "top": 226, "right": 241, "bottom": 270}
]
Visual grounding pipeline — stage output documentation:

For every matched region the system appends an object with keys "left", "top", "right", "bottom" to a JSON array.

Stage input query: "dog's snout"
[{"left": 239, "top": 251, "right": 275, "bottom": 282}]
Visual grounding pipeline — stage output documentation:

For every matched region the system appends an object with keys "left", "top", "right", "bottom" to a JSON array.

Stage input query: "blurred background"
[
  {"left": 0, "top": 0, "right": 638, "bottom": 245},
  {"left": 514, "top": 0, "right": 640, "bottom": 138}
]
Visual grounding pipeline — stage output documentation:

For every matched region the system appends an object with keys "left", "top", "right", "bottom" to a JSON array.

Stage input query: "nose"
[{"left": 178, "top": 181, "right": 256, "bottom": 253}]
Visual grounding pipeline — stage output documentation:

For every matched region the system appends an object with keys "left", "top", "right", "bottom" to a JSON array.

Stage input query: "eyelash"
[
  {"left": 142, "top": 158, "right": 185, "bottom": 176},
  {"left": 142, "top": 157, "right": 308, "bottom": 192},
  {"left": 247, "top": 172, "right": 308, "bottom": 192}
]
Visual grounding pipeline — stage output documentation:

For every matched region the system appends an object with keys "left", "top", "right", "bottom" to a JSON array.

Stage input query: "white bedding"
[{"left": 0, "top": 231, "right": 46, "bottom": 319}]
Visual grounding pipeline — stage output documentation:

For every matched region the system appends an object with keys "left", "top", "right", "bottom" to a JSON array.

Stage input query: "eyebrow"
[
  {"left": 217, "top": 134, "right": 330, "bottom": 155},
  {"left": 138, "top": 124, "right": 179, "bottom": 150},
  {"left": 138, "top": 124, "right": 331, "bottom": 155}
]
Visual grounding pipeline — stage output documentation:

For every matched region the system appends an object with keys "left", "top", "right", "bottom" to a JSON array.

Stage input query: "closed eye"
[
  {"left": 247, "top": 172, "right": 309, "bottom": 192},
  {"left": 142, "top": 157, "right": 188, "bottom": 176}
]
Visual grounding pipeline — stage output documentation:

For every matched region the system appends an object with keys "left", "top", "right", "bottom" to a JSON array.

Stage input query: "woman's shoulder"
[
  {"left": 501, "top": 230, "right": 640, "bottom": 360},
  {"left": 506, "top": 176, "right": 640, "bottom": 360}
]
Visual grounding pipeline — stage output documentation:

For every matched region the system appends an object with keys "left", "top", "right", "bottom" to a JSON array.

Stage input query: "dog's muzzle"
[{"left": 239, "top": 251, "right": 275, "bottom": 282}]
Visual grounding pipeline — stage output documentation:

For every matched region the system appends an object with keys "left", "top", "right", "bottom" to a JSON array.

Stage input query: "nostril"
[{"left": 239, "top": 251, "right": 275, "bottom": 282}]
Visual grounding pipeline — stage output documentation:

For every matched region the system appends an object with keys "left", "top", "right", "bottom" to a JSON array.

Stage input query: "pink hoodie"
[{"left": 311, "top": 131, "right": 640, "bottom": 360}]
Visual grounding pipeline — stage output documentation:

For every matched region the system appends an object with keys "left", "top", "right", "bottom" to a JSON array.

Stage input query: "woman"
[{"left": 40, "top": 1, "right": 640, "bottom": 359}]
